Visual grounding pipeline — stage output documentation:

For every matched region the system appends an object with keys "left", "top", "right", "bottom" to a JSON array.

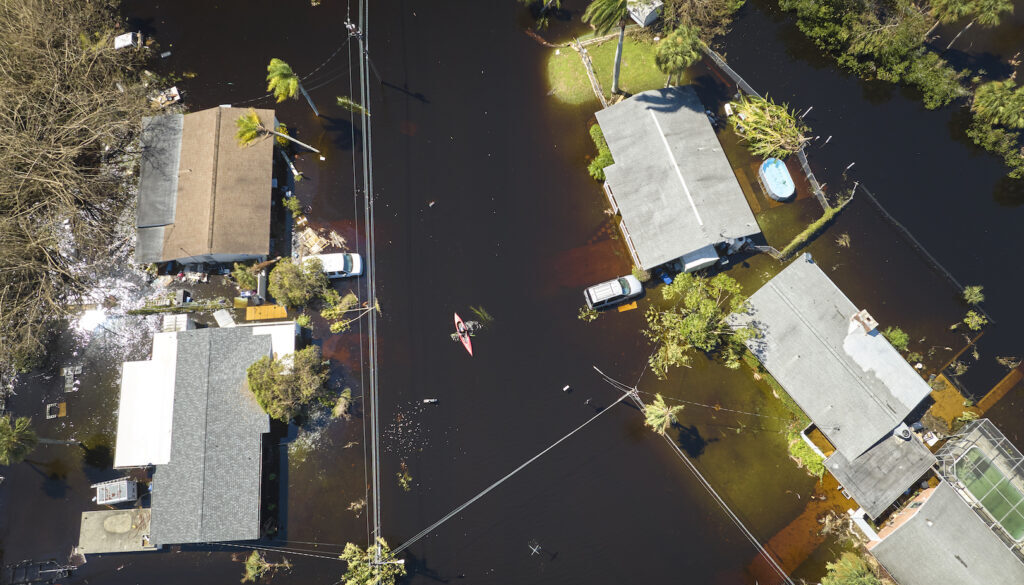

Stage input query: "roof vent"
[
  {"left": 894, "top": 423, "right": 912, "bottom": 441},
  {"left": 851, "top": 309, "right": 878, "bottom": 334}
]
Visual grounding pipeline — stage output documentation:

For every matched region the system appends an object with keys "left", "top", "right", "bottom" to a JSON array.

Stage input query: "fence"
[{"left": 703, "top": 47, "right": 829, "bottom": 210}]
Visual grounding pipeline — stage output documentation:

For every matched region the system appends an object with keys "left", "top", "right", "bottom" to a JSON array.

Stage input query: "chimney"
[{"left": 851, "top": 309, "right": 878, "bottom": 334}]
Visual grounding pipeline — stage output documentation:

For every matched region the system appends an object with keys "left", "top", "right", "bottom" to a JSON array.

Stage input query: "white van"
[
  {"left": 584, "top": 275, "right": 643, "bottom": 309},
  {"left": 306, "top": 253, "right": 363, "bottom": 279}
]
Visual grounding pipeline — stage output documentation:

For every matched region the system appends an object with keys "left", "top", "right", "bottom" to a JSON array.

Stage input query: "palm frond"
[
  {"left": 582, "top": 0, "right": 629, "bottom": 34},
  {"left": 266, "top": 58, "right": 299, "bottom": 102},
  {"left": 235, "top": 108, "right": 265, "bottom": 147}
]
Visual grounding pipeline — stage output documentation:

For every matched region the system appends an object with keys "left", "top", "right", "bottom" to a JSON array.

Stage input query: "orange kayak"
[{"left": 454, "top": 312, "right": 473, "bottom": 356}]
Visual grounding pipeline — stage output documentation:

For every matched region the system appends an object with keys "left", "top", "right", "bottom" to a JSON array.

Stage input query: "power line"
[
  {"left": 391, "top": 390, "right": 633, "bottom": 556},
  {"left": 209, "top": 541, "right": 344, "bottom": 562}
]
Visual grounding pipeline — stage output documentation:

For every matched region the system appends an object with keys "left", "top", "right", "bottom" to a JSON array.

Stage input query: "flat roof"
[
  {"left": 730, "top": 255, "right": 933, "bottom": 459},
  {"left": 826, "top": 435, "right": 936, "bottom": 519},
  {"left": 595, "top": 87, "right": 759, "bottom": 270},
  {"left": 114, "top": 332, "right": 178, "bottom": 467},
  {"left": 871, "top": 482, "right": 1024, "bottom": 585}
]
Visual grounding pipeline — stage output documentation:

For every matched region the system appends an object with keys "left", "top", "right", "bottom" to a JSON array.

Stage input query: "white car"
[
  {"left": 306, "top": 253, "right": 363, "bottom": 279},
  {"left": 584, "top": 274, "right": 643, "bottom": 309}
]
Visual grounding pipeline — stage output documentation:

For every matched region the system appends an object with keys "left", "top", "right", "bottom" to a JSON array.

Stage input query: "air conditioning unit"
[{"left": 893, "top": 423, "right": 912, "bottom": 441}]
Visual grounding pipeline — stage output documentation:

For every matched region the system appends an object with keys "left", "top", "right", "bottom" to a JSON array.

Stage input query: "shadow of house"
[
  {"left": 594, "top": 87, "right": 761, "bottom": 274},
  {"left": 135, "top": 106, "right": 277, "bottom": 266}
]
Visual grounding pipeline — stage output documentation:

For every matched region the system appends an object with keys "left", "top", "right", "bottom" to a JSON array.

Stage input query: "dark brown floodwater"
[{"left": 2, "top": 1, "right": 1022, "bottom": 584}]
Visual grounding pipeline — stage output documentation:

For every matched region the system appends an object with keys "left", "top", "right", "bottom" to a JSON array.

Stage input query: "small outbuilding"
[{"left": 627, "top": 0, "right": 663, "bottom": 27}]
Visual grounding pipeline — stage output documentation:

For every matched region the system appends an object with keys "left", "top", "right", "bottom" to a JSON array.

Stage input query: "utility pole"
[{"left": 345, "top": 18, "right": 382, "bottom": 83}]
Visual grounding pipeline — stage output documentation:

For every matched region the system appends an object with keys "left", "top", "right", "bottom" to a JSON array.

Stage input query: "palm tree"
[
  {"left": 972, "top": 79, "right": 1024, "bottom": 129},
  {"left": 729, "top": 94, "right": 810, "bottom": 159},
  {"left": 962, "top": 285, "right": 985, "bottom": 305},
  {"left": 643, "top": 394, "right": 684, "bottom": 436},
  {"left": 0, "top": 415, "right": 38, "bottom": 465},
  {"left": 655, "top": 25, "right": 703, "bottom": 87},
  {"left": 583, "top": 0, "right": 631, "bottom": 95},
  {"left": 235, "top": 108, "right": 321, "bottom": 153},
  {"left": 266, "top": 58, "right": 320, "bottom": 116}
]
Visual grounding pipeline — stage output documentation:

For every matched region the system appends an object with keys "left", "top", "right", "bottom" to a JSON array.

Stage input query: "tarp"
[{"left": 113, "top": 332, "right": 178, "bottom": 467}]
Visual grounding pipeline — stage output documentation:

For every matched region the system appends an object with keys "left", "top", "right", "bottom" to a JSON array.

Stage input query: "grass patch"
[
  {"left": 778, "top": 198, "right": 851, "bottom": 260},
  {"left": 787, "top": 432, "right": 826, "bottom": 478},
  {"left": 545, "top": 33, "right": 666, "bottom": 105}
]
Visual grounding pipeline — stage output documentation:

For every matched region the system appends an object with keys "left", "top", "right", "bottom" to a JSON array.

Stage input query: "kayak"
[{"left": 454, "top": 312, "right": 473, "bottom": 356}]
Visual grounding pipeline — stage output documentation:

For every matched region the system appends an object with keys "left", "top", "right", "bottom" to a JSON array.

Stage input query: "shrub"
[
  {"left": 964, "top": 310, "right": 988, "bottom": 331},
  {"left": 283, "top": 196, "right": 303, "bottom": 218},
  {"left": 587, "top": 124, "right": 614, "bottom": 181},
  {"left": 787, "top": 432, "right": 825, "bottom": 478},
  {"left": 882, "top": 326, "right": 909, "bottom": 352},
  {"left": 904, "top": 51, "right": 968, "bottom": 110}
]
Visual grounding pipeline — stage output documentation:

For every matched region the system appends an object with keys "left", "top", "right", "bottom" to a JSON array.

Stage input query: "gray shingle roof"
[
  {"left": 594, "top": 87, "right": 760, "bottom": 270},
  {"left": 149, "top": 327, "right": 271, "bottom": 545},
  {"left": 826, "top": 435, "right": 936, "bottom": 519},
  {"left": 730, "top": 255, "right": 932, "bottom": 459},
  {"left": 871, "top": 481, "right": 1024, "bottom": 585}
]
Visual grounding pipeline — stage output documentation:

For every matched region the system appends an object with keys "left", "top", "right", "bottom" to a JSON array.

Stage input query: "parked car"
[
  {"left": 305, "top": 253, "right": 363, "bottom": 279},
  {"left": 584, "top": 274, "right": 643, "bottom": 309}
]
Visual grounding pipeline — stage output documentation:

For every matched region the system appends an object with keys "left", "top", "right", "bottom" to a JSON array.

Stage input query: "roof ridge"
[{"left": 206, "top": 108, "right": 223, "bottom": 253}]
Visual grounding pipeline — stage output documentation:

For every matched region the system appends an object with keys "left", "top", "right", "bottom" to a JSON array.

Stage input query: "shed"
[
  {"left": 628, "top": 0, "right": 663, "bottom": 27},
  {"left": 595, "top": 87, "right": 759, "bottom": 271},
  {"left": 825, "top": 434, "right": 936, "bottom": 519}
]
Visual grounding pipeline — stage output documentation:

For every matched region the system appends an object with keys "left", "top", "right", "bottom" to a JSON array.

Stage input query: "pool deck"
[{"left": 77, "top": 508, "right": 158, "bottom": 555}]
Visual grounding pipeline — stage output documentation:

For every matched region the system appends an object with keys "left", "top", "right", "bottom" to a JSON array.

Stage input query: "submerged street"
[{"left": 1, "top": 1, "right": 1022, "bottom": 584}]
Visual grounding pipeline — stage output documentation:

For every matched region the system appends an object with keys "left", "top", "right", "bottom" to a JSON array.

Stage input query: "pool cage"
[{"left": 936, "top": 418, "right": 1024, "bottom": 559}]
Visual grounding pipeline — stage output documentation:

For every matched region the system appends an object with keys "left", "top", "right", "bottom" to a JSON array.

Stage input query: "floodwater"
[{"left": 2, "top": 0, "right": 1023, "bottom": 584}]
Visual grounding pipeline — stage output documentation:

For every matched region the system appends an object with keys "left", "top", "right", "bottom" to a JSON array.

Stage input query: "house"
[
  {"left": 135, "top": 106, "right": 276, "bottom": 266},
  {"left": 112, "top": 322, "right": 295, "bottom": 545},
  {"left": 730, "top": 254, "right": 935, "bottom": 520},
  {"left": 627, "top": 0, "right": 663, "bottom": 27},
  {"left": 594, "top": 87, "right": 760, "bottom": 272},
  {"left": 868, "top": 481, "right": 1024, "bottom": 585}
]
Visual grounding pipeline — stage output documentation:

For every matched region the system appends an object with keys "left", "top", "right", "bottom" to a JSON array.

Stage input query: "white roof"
[
  {"left": 114, "top": 332, "right": 178, "bottom": 467},
  {"left": 249, "top": 321, "right": 297, "bottom": 360}
]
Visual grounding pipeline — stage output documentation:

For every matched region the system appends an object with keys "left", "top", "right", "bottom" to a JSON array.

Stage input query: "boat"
[
  {"left": 454, "top": 312, "right": 473, "bottom": 356},
  {"left": 759, "top": 158, "right": 796, "bottom": 201}
]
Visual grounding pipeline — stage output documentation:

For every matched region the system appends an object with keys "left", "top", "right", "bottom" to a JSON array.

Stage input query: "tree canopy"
[
  {"left": 643, "top": 273, "right": 756, "bottom": 378},
  {"left": 0, "top": 415, "right": 38, "bottom": 465},
  {"left": 247, "top": 345, "right": 330, "bottom": 422},
  {"left": 962, "top": 285, "right": 985, "bottom": 305},
  {"left": 0, "top": 0, "right": 151, "bottom": 371},
  {"left": 339, "top": 538, "right": 405, "bottom": 585},
  {"left": 729, "top": 95, "right": 809, "bottom": 159},
  {"left": 266, "top": 58, "right": 299, "bottom": 102},
  {"left": 655, "top": 25, "right": 704, "bottom": 84},
  {"left": 268, "top": 258, "right": 329, "bottom": 308},
  {"left": 973, "top": 80, "right": 1024, "bottom": 129},
  {"left": 643, "top": 394, "right": 684, "bottom": 435},
  {"left": 582, "top": 0, "right": 629, "bottom": 34}
]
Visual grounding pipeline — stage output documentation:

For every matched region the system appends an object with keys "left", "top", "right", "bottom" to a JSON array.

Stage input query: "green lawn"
[{"left": 545, "top": 33, "right": 668, "bottom": 105}]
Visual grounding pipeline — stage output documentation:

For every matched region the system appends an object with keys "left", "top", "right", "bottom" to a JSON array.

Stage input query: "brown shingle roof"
[{"left": 160, "top": 107, "right": 274, "bottom": 261}]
